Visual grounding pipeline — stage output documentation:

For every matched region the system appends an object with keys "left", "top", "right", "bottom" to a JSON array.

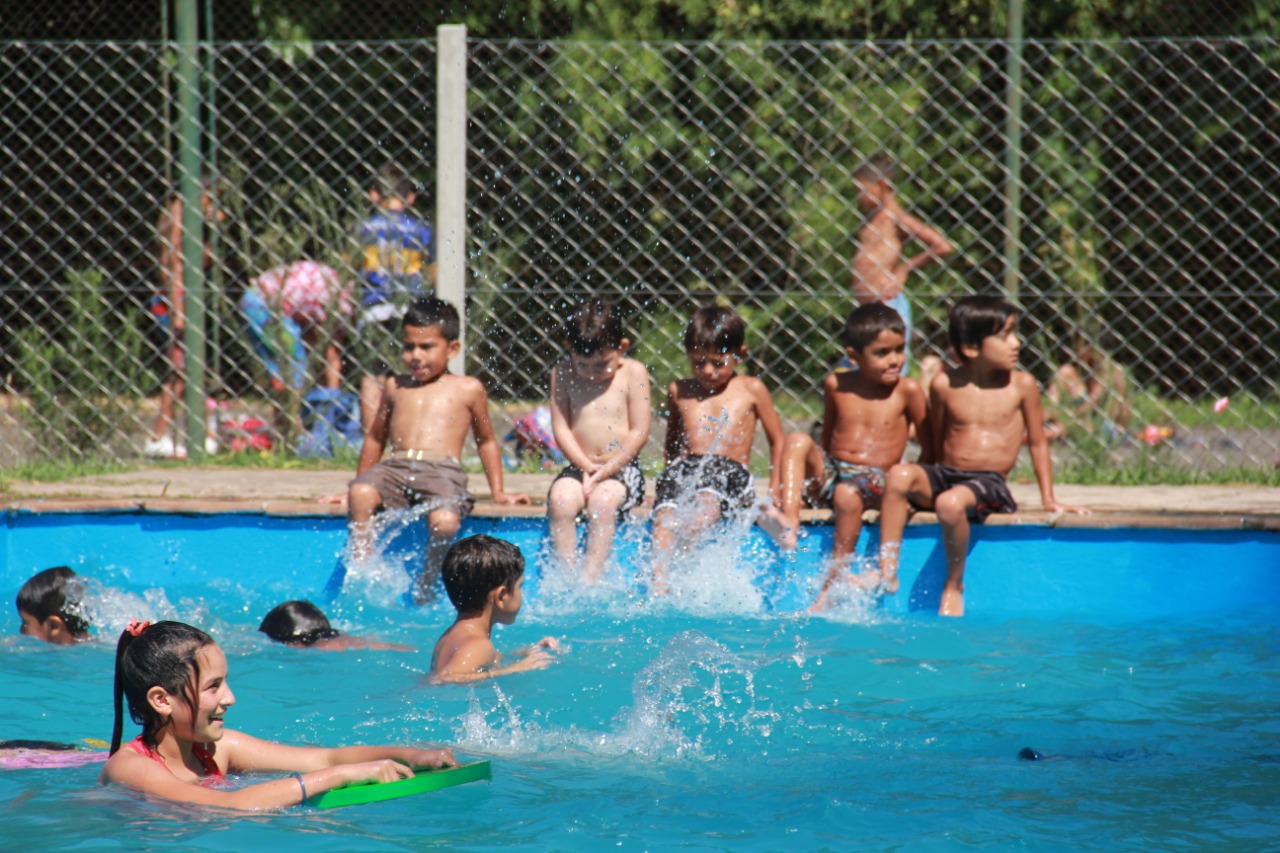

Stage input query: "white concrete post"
[{"left": 436, "top": 24, "right": 468, "bottom": 374}]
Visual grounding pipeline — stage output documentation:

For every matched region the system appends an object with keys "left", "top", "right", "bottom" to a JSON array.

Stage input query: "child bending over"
[
  {"left": 546, "top": 299, "right": 652, "bottom": 582},
  {"left": 341, "top": 297, "right": 528, "bottom": 603},
  {"left": 768, "top": 304, "right": 931, "bottom": 608},
  {"left": 100, "top": 620, "right": 456, "bottom": 809},
  {"left": 877, "top": 295, "right": 1088, "bottom": 616},
  {"left": 430, "top": 535, "right": 559, "bottom": 684},
  {"left": 650, "top": 305, "right": 785, "bottom": 593}
]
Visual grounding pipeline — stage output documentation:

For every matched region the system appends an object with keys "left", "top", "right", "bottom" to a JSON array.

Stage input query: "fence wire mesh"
[{"left": 1, "top": 37, "right": 1277, "bottom": 476}]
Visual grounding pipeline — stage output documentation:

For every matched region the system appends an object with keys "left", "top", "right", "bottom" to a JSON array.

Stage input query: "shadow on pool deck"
[{"left": 2, "top": 468, "right": 1278, "bottom": 531}]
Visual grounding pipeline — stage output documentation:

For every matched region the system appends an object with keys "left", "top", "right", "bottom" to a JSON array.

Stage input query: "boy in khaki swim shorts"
[{"left": 340, "top": 297, "right": 528, "bottom": 602}]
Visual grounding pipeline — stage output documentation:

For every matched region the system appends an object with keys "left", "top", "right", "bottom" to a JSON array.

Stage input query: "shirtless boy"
[
  {"left": 877, "top": 295, "right": 1087, "bottom": 617},
  {"left": 650, "top": 305, "right": 785, "bottom": 591},
  {"left": 344, "top": 298, "right": 528, "bottom": 603},
  {"left": 430, "top": 535, "right": 558, "bottom": 684},
  {"left": 547, "top": 299, "right": 652, "bottom": 582},
  {"left": 850, "top": 153, "right": 953, "bottom": 372},
  {"left": 767, "top": 304, "right": 930, "bottom": 608}
]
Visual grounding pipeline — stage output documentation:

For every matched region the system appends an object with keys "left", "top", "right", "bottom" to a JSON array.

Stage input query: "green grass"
[
  {"left": 1012, "top": 455, "right": 1280, "bottom": 487},
  {"left": 0, "top": 457, "right": 135, "bottom": 492}
]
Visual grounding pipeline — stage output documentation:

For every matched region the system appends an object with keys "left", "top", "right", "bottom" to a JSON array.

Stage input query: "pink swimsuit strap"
[{"left": 127, "top": 735, "right": 224, "bottom": 779}]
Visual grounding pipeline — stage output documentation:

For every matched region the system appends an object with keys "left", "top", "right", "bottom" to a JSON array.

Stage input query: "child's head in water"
[
  {"left": 110, "top": 621, "right": 225, "bottom": 753},
  {"left": 16, "top": 566, "right": 91, "bottom": 644},
  {"left": 258, "top": 601, "right": 340, "bottom": 647},
  {"left": 442, "top": 534, "right": 526, "bottom": 622}
]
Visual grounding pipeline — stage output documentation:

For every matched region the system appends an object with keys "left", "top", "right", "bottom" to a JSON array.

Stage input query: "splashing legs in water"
[
  {"left": 650, "top": 493, "right": 721, "bottom": 594},
  {"left": 417, "top": 508, "right": 461, "bottom": 604},
  {"left": 547, "top": 477, "right": 628, "bottom": 584},
  {"left": 347, "top": 481, "right": 384, "bottom": 562}
]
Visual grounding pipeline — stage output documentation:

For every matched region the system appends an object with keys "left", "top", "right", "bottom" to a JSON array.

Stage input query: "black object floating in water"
[{"left": 1017, "top": 746, "right": 1045, "bottom": 761}]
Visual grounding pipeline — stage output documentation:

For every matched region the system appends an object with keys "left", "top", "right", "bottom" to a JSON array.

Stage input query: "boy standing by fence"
[
  {"left": 849, "top": 154, "right": 953, "bottom": 374},
  {"left": 344, "top": 298, "right": 528, "bottom": 603},
  {"left": 876, "top": 295, "right": 1086, "bottom": 616},
  {"left": 355, "top": 165, "right": 437, "bottom": 432},
  {"left": 546, "top": 299, "right": 652, "bottom": 583}
]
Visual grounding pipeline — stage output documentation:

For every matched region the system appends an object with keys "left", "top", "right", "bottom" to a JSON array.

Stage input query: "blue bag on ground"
[{"left": 296, "top": 388, "right": 363, "bottom": 457}]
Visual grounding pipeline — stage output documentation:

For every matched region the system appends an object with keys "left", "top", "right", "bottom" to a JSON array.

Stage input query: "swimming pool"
[{"left": 2, "top": 510, "right": 1278, "bottom": 851}]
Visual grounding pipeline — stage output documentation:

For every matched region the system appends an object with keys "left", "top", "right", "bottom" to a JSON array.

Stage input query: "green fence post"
[
  {"left": 176, "top": 0, "right": 207, "bottom": 457},
  {"left": 1003, "top": 0, "right": 1025, "bottom": 302}
]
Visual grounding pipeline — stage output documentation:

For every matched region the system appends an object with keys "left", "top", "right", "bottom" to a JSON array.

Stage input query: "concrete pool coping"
[{"left": 3, "top": 468, "right": 1277, "bottom": 531}]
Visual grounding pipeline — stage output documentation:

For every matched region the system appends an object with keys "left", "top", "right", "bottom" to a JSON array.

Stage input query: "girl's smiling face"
[{"left": 165, "top": 644, "right": 236, "bottom": 743}]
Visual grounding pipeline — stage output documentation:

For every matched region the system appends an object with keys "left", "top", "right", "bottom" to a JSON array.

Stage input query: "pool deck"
[{"left": 3, "top": 468, "right": 1278, "bottom": 531}]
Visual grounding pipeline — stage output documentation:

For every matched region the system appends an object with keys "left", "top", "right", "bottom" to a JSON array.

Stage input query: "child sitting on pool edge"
[
  {"left": 546, "top": 298, "right": 652, "bottom": 583},
  {"left": 16, "top": 566, "right": 92, "bottom": 645},
  {"left": 100, "top": 619, "right": 456, "bottom": 808},
  {"left": 650, "top": 305, "right": 786, "bottom": 593},
  {"left": 335, "top": 297, "right": 528, "bottom": 603},
  {"left": 766, "top": 303, "right": 932, "bottom": 609},
  {"left": 876, "top": 295, "right": 1088, "bottom": 616},
  {"left": 258, "top": 600, "right": 412, "bottom": 652},
  {"left": 430, "top": 535, "right": 559, "bottom": 684}
]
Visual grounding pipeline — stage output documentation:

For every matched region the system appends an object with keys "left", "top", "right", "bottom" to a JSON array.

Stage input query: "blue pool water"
[{"left": 1, "top": 510, "right": 1278, "bottom": 851}]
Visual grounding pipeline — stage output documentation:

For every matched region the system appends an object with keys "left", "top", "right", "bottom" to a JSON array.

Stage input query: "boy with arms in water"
[
  {"left": 877, "top": 295, "right": 1087, "bottom": 616},
  {"left": 649, "top": 305, "right": 785, "bottom": 592},
  {"left": 430, "top": 535, "right": 558, "bottom": 683},
  {"left": 344, "top": 298, "right": 528, "bottom": 602},
  {"left": 849, "top": 153, "right": 953, "bottom": 373},
  {"left": 546, "top": 299, "right": 652, "bottom": 582},
  {"left": 767, "top": 304, "right": 931, "bottom": 608}
]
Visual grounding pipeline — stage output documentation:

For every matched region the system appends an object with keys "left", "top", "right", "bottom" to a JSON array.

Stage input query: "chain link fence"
[{"left": 2, "top": 36, "right": 1278, "bottom": 476}]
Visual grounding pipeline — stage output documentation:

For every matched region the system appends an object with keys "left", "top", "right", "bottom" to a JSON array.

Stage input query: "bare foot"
[
  {"left": 938, "top": 587, "right": 964, "bottom": 617},
  {"left": 880, "top": 566, "right": 899, "bottom": 595},
  {"left": 758, "top": 505, "right": 798, "bottom": 550}
]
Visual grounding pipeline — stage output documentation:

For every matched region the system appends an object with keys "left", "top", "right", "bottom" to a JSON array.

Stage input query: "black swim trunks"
[
  {"left": 550, "top": 460, "right": 646, "bottom": 518},
  {"left": 653, "top": 454, "right": 755, "bottom": 517},
  {"left": 917, "top": 464, "right": 1017, "bottom": 523}
]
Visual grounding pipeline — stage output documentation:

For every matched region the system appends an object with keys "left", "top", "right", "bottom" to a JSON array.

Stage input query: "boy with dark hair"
[
  {"left": 547, "top": 299, "right": 652, "bottom": 582},
  {"left": 849, "top": 153, "right": 953, "bottom": 374},
  {"left": 16, "top": 566, "right": 92, "bottom": 644},
  {"left": 877, "top": 295, "right": 1087, "bottom": 616},
  {"left": 343, "top": 297, "right": 528, "bottom": 603},
  {"left": 430, "top": 535, "right": 559, "bottom": 683},
  {"left": 766, "top": 304, "right": 931, "bottom": 609},
  {"left": 356, "top": 164, "right": 438, "bottom": 432},
  {"left": 649, "top": 305, "right": 785, "bottom": 592}
]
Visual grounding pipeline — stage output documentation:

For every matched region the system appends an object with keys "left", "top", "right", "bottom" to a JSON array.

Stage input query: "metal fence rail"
[{"left": 1, "top": 36, "right": 1277, "bottom": 474}]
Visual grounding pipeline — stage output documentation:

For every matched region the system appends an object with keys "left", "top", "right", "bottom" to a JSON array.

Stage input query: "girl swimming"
[
  {"left": 99, "top": 620, "right": 454, "bottom": 809},
  {"left": 258, "top": 600, "right": 411, "bottom": 651}
]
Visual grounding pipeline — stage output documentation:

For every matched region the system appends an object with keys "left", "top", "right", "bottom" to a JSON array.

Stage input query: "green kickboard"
[{"left": 310, "top": 760, "right": 492, "bottom": 809}]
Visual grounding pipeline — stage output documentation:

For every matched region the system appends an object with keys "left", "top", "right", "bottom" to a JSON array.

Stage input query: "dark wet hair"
[
  {"left": 564, "top": 298, "right": 624, "bottom": 356},
  {"left": 949, "top": 295, "right": 1018, "bottom": 363},
  {"left": 854, "top": 152, "right": 896, "bottom": 184},
  {"left": 371, "top": 164, "right": 417, "bottom": 202},
  {"left": 684, "top": 305, "right": 746, "bottom": 353},
  {"left": 403, "top": 296, "right": 460, "bottom": 342},
  {"left": 843, "top": 302, "right": 906, "bottom": 351},
  {"left": 258, "top": 600, "right": 340, "bottom": 647},
  {"left": 110, "top": 621, "right": 215, "bottom": 754},
  {"left": 16, "top": 566, "right": 90, "bottom": 638},
  {"left": 442, "top": 535, "right": 525, "bottom": 615}
]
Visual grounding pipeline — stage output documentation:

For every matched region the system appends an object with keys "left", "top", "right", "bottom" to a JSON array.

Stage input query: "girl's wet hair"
[
  {"left": 442, "top": 535, "right": 524, "bottom": 614},
  {"left": 110, "top": 621, "right": 214, "bottom": 755},
  {"left": 949, "top": 295, "right": 1018, "bottom": 362},
  {"left": 258, "top": 600, "right": 340, "bottom": 646},
  {"left": 684, "top": 305, "right": 746, "bottom": 353},
  {"left": 16, "top": 566, "right": 90, "bottom": 638}
]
